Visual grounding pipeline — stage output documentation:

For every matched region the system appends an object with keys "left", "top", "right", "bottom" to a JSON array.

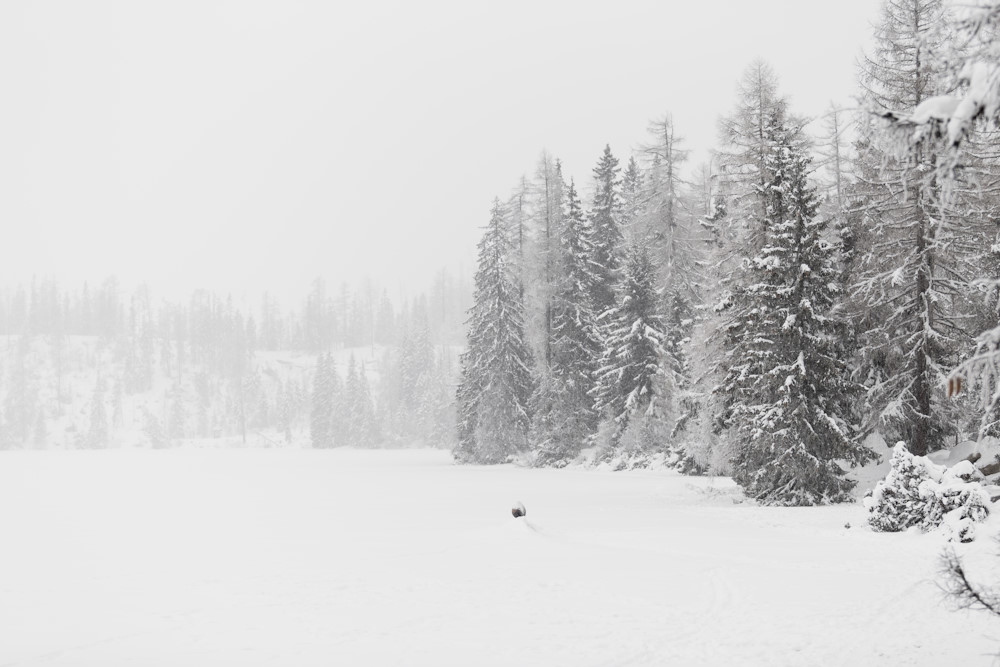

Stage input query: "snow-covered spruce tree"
[
  {"left": 355, "top": 362, "right": 380, "bottom": 447},
  {"left": 277, "top": 381, "right": 293, "bottom": 443},
  {"left": 719, "top": 108, "right": 871, "bottom": 505},
  {"left": 425, "top": 351, "right": 457, "bottom": 449},
  {"left": 853, "top": 0, "right": 967, "bottom": 456},
  {"left": 532, "top": 180, "right": 602, "bottom": 467},
  {"left": 454, "top": 359, "right": 480, "bottom": 461},
  {"left": 454, "top": 199, "right": 534, "bottom": 464},
  {"left": 345, "top": 355, "right": 363, "bottom": 446},
  {"left": 588, "top": 145, "right": 624, "bottom": 321},
  {"left": 386, "top": 302, "right": 440, "bottom": 445},
  {"left": 167, "top": 384, "right": 186, "bottom": 440},
  {"left": 309, "top": 352, "right": 334, "bottom": 448},
  {"left": 682, "top": 62, "right": 790, "bottom": 473},
  {"left": 592, "top": 243, "right": 672, "bottom": 463},
  {"left": 86, "top": 376, "right": 109, "bottom": 449},
  {"left": 4, "top": 337, "right": 38, "bottom": 447},
  {"left": 400, "top": 309, "right": 434, "bottom": 413},
  {"left": 620, "top": 156, "right": 643, "bottom": 238},
  {"left": 328, "top": 361, "right": 346, "bottom": 446}
]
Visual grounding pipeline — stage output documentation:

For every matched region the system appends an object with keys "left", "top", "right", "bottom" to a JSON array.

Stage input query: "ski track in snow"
[{"left": 0, "top": 448, "right": 997, "bottom": 666}]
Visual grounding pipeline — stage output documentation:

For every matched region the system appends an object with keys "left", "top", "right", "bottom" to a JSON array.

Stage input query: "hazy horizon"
[{"left": 2, "top": 0, "right": 879, "bottom": 302}]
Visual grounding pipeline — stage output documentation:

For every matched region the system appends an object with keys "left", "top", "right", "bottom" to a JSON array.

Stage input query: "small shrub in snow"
[
  {"left": 865, "top": 442, "right": 992, "bottom": 542},
  {"left": 936, "top": 487, "right": 991, "bottom": 543},
  {"left": 866, "top": 443, "right": 932, "bottom": 532}
]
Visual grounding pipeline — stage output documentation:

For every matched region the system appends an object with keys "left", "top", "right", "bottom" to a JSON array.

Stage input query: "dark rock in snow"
[{"left": 512, "top": 501, "right": 526, "bottom": 518}]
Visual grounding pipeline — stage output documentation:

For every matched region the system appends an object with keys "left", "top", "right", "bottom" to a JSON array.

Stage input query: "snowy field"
[{"left": 1, "top": 449, "right": 998, "bottom": 666}]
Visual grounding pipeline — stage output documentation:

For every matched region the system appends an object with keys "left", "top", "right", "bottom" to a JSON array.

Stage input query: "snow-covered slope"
[
  {"left": 0, "top": 448, "right": 995, "bottom": 666},
  {"left": 0, "top": 334, "right": 445, "bottom": 450}
]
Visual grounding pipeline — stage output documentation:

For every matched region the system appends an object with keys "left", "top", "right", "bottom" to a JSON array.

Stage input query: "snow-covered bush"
[{"left": 866, "top": 442, "right": 992, "bottom": 542}]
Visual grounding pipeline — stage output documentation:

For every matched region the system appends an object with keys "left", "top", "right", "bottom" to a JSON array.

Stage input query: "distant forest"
[{"left": 0, "top": 271, "right": 470, "bottom": 451}]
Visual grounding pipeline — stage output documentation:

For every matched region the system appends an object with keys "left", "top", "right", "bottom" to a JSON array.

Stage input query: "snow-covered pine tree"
[
  {"left": 588, "top": 145, "right": 624, "bottom": 321},
  {"left": 4, "top": 337, "right": 37, "bottom": 447},
  {"left": 168, "top": 384, "right": 186, "bottom": 440},
  {"left": 345, "top": 355, "right": 361, "bottom": 446},
  {"left": 720, "top": 108, "right": 871, "bottom": 505},
  {"left": 853, "top": 0, "right": 967, "bottom": 456},
  {"left": 328, "top": 360, "right": 346, "bottom": 446},
  {"left": 389, "top": 304, "right": 439, "bottom": 444},
  {"left": 86, "top": 376, "right": 109, "bottom": 449},
  {"left": 400, "top": 310, "right": 434, "bottom": 412},
  {"left": 111, "top": 381, "right": 124, "bottom": 430},
  {"left": 454, "top": 199, "right": 534, "bottom": 464},
  {"left": 277, "top": 381, "right": 293, "bottom": 443},
  {"left": 429, "top": 351, "right": 458, "bottom": 448},
  {"left": 33, "top": 411, "right": 46, "bottom": 449},
  {"left": 454, "top": 358, "right": 480, "bottom": 461},
  {"left": 592, "top": 243, "right": 672, "bottom": 462},
  {"left": 374, "top": 290, "right": 396, "bottom": 346},
  {"left": 620, "top": 156, "right": 643, "bottom": 239},
  {"left": 533, "top": 180, "right": 602, "bottom": 467},
  {"left": 682, "top": 62, "right": 790, "bottom": 473},
  {"left": 310, "top": 352, "right": 334, "bottom": 448},
  {"left": 356, "top": 362, "right": 379, "bottom": 447}
]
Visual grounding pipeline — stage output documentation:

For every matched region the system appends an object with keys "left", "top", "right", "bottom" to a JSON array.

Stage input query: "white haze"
[{"left": 0, "top": 0, "right": 878, "bottom": 302}]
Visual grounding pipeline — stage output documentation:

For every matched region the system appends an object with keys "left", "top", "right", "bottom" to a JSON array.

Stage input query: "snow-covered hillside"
[
  {"left": 0, "top": 334, "right": 458, "bottom": 451},
  {"left": 1, "top": 448, "right": 995, "bottom": 666}
]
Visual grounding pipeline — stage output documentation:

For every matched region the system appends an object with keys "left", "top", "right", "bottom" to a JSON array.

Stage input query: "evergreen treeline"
[
  {"left": 454, "top": 0, "right": 1000, "bottom": 506},
  {"left": 0, "top": 273, "right": 469, "bottom": 350},
  {"left": 0, "top": 273, "right": 468, "bottom": 450}
]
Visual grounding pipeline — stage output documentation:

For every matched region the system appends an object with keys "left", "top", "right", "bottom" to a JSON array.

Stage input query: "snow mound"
[
  {"left": 927, "top": 437, "right": 1000, "bottom": 472},
  {"left": 846, "top": 433, "right": 893, "bottom": 496},
  {"left": 512, "top": 501, "right": 526, "bottom": 518}
]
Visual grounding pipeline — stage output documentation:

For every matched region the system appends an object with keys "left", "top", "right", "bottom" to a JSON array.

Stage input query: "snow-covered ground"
[{"left": 1, "top": 449, "right": 997, "bottom": 666}]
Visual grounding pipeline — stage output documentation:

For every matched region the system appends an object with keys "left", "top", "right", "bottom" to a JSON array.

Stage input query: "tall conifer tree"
[
  {"left": 589, "top": 145, "right": 624, "bottom": 320},
  {"left": 720, "top": 109, "right": 871, "bottom": 505},
  {"left": 533, "top": 180, "right": 602, "bottom": 466},
  {"left": 310, "top": 352, "right": 334, "bottom": 448},
  {"left": 455, "top": 200, "right": 534, "bottom": 464},
  {"left": 853, "top": 0, "right": 965, "bottom": 456},
  {"left": 592, "top": 243, "right": 672, "bottom": 459}
]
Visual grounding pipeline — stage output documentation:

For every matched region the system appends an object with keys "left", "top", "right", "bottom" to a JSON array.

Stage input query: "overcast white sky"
[{"left": 0, "top": 0, "right": 881, "bottom": 305}]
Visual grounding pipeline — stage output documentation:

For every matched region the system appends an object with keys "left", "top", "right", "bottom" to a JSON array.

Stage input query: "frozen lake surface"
[{"left": 0, "top": 448, "right": 996, "bottom": 666}]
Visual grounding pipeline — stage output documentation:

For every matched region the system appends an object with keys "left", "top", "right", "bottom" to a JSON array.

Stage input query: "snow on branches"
[{"left": 866, "top": 443, "right": 992, "bottom": 542}]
